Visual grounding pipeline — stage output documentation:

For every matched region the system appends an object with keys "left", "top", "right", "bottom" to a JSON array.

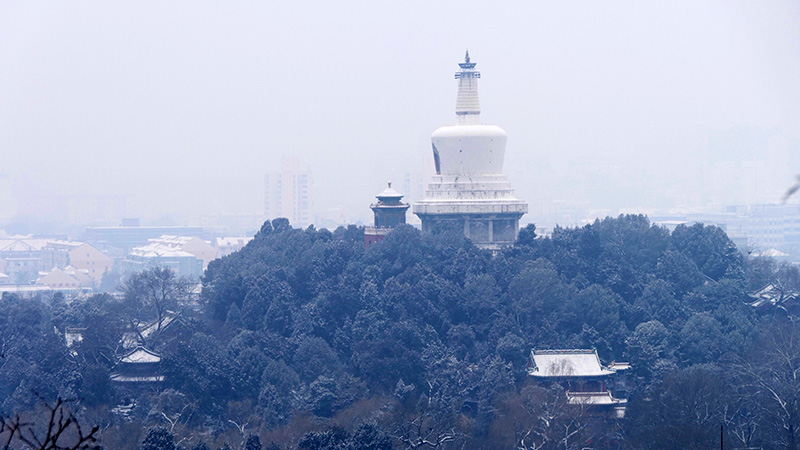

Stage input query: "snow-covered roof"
[
  {"left": 0, "top": 238, "right": 50, "bottom": 252},
  {"left": 130, "top": 242, "right": 195, "bottom": 258},
  {"left": 149, "top": 235, "right": 196, "bottom": 246},
  {"left": 45, "top": 240, "right": 84, "bottom": 249},
  {"left": 37, "top": 267, "right": 82, "bottom": 287},
  {"left": 120, "top": 347, "right": 162, "bottom": 364},
  {"left": 529, "top": 349, "right": 616, "bottom": 377},
  {"left": 608, "top": 361, "right": 631, "bottom": 371},
  {"left": 110, "top": 373, "right": 165, "bottom": 382},
  {"left": 756, "top": 248, "right": 789, "bottom": 258},
  {"left": 139, "top": 311, "right": 181, "bottom": 339},
  {"left": 214, "top": 237, "right": 252, "bottom": 247},
  {"left": 749, "top": 283, "right": 800, "bottom": 309},
  {"left": 122, "top": 311, "right": 182, "bottom": 348},
  {"left": 377, "top": 185, "right": 404, "bottom": 198},
  {"left": 64, "top": 265, "right": 89, "bottom": 275},
  {"left": 567, "top": 391, "right": 627, "bottom": 406},
  {"left": 65, "top": 328, "right": 85, "bottom": 348},
  {"left": 0, "top": 285, "right": 83, "bottom": 293}
]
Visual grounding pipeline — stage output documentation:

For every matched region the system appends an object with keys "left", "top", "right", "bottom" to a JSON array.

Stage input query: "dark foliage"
[
  {"left": 140, "top": 427, "right": 176, "bottom": 450},
  {"left": 5, "top": 215, "right": 794, "bottom": 449}
]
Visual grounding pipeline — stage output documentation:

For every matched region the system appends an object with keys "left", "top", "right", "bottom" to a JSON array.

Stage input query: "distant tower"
[
  {"left": 413, "top": 51, "right": 528, "bottom": 249},
  {"left": 264, "top": 156, "right": 313, "bottom": 227},
  {"left": 365, "top": 183, "right": 410, "bottom": 248}
]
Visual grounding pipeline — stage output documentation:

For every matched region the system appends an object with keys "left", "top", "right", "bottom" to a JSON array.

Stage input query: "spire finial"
[{"left": 458, "top": 50, "right": 477, "bottom": 70}]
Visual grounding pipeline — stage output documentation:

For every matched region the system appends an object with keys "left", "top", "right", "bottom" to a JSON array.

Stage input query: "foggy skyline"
[{"left": 2, "top": 1, "right": 799, "bottom": 231}]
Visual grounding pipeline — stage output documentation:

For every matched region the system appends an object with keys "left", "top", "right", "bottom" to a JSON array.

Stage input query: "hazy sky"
[{"left": 2, "top": 1, "right": 799, "bottom": 228}]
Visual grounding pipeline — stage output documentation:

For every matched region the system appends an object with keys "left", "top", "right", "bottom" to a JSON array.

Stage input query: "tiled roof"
[{"left": 529, "top": 349, "right": 616, "bottom": 377}]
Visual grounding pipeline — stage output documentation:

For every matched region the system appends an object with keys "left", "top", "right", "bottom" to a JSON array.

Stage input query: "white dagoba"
[{"left": 413, "top": 51, "right": 527, "bottom": 249}]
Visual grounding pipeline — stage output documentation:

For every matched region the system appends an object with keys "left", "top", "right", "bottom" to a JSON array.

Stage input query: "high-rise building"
[
  {"left": 413, "top": 52, "right": 528, "bottom": 249},
  {"left": 264, "top": 156, "right": 312, "bottom": 228}
]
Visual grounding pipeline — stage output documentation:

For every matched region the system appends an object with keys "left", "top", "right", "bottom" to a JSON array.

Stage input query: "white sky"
[{"left": 1, "top": 1, "right": 799, "bottom": 227}]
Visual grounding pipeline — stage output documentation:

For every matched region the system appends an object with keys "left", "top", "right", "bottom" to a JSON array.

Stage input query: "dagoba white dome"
[
  {"left": 432, "top": 125, "right": 507, "bottom": 175},
  {"left": 413, "top": 51, "right": 528, "bottom": 250}
]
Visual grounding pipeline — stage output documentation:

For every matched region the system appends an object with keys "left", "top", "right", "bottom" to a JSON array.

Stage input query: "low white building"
[
  {"left": 36, "top": 266, "right": 93, "bottom": 289},
  {"left": 148, "top": 235, "right": 219, "bottom": 268},
  {"left": 214, "top": 236, "right": 253, "bottom": 257},
  {"left": 122, "top": 243, "right": 204, "bottom": 279}
]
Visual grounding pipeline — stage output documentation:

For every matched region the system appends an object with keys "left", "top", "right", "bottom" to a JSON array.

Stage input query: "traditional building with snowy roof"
[
  {"left": 749, "top": 283, "right": 800, "bottom": 315},
  {"left": 110, "top": 347, "right": 165, "bottom": 383},
  {"left": 529, "top": 349, "right": 629, "bottom": 418},
  {"left": 121, "top": 310, "right": 186, "bottom": 349}
]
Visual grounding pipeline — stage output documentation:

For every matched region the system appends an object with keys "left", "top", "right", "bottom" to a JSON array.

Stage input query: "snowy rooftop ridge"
[
  {"left": 119, "top": 347, "right": 162, "bottom": 364},
  {"left": 130, "top": 242, "right": 195, "bottom": 258},
  {"left": 528, "top": 349, "right": 618, "bottom": 378}
]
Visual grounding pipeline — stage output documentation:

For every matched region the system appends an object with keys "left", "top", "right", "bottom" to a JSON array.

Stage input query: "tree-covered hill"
[
  {"left": 198, "top": 216, "right": 751, "bottom": 398},
  {"left": 3, "top": 214, "right": 799, "bottom": 449}
]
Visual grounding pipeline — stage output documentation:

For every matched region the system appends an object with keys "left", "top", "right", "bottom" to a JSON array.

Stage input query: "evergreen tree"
[
  {"left": 140, "top": 427, "right": 176, "bottom": 450},
  {"left": 243, "top": 435, "right": 262, "bottom": 450}
]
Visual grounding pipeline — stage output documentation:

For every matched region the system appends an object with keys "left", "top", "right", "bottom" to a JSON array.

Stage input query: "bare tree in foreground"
[
  {"left": 122, "top": 267, "right": 192, "bottom": 333},
  {"left": 394, "top": 381, "right": 464, "bottom": 450},
  {"left": 0, "top": 397, "right": 100, "bottom": 450},
  {"left": 735, "top": 321, "right": 800, "bottom": 450}
]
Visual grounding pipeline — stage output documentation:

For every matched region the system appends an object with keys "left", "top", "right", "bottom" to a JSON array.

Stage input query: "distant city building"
[
  {"left": 85, "top": 224, "right": 206, "bottom": 255},
  {"left": 0, "top": 237, "right": 54, "bottom": 283},
  {"left": 315, "top": 207, "right": 353, "bottom": 230},
  {"left": 214, "top": 236, "right": 253, "bottom": 257},
  {"left": 413, "top": 52, "right": 527, "bottom": 250},
  {"left": 43, "top": 240, "right": 113, "bottom": 285},
  {"left": 365, "top": 183, "right": 410, "bottom": 248},
  {"left": 36, "top": 266, "right": 93, "bottom": 289},
  {"left": 528, "top": 349, "right": 630, "bottom": 418},
  {"left": 265, "top": 156, "right": 312, "bottom": 228},
  {"left": 653, "top": 203, "right": 800, "bottom": 262},
  {"left": 148, "top": 235, "right": 219, "bottom": 269},
  {"left": 191, "top": 213, "right": 264, "bottom": 237},
  {"left": 14, "top": 193, "right": 127, "bottom": 225},
  {"left": 122, "top": 242, "right": 204, "bottom": 279},
  {"left": 0, "top": 237, "right": 112, "bottom": 286}
]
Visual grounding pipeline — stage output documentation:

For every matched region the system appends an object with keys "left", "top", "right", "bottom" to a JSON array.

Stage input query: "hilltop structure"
[
  {"left": 413, "top": 52, "right": 527, "bottom": 250},
  {"left": 365, "top": 183, "right": 410, "bottom": 248}
]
